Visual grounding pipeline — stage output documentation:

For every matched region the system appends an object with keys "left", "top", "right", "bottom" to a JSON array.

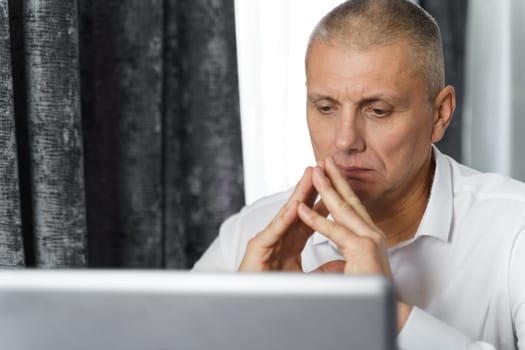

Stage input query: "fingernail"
[{"left": 327, "top": 157, "right": 335, "bottom": 166}]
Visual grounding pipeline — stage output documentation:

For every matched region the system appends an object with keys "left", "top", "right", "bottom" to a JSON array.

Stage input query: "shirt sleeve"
[
  {"left": 191, "top": 213, "right": 241, "bottom": 272},
  {"left": 398, "top": 230, "right": 525, "bottom": 350},
  {"left": 397, "top": 307, "right": 496, "bottom": 350},
  {"left": 510, "top": 231, "right": 525, "bottom": 349}
]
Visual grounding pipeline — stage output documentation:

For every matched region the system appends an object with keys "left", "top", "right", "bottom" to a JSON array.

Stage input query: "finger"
[
  {"left": 288, "top": 166, "right": 318, "bottom": 209},
  {"left": 309, "top": 260, "right": 345, "bottom": 273},
  {"left": 250, "top": 166, "right": 327, "bottom": 255},
  {"left": 240, "top": 200, "right": 303, "bottom": 272},
  {"left": 313, "top": 198, "right": 329, "bottom": 218},
  {"left": 324, "top": 157, "right": 374, "bottom": 225},
  {"left": 298, "top": 202, "right": 359, "bottom": 250},
  {"left": 312, "top": 167, "right": 371, "bottom": 234},
  {"left": 312, "top": 166, "right": 375, "bottom": 238},
  {"left": 252, "top": 200, "right": 299, "bottom": 248},
  {"left": 299, "top": 203, "right": 391, "bottom": 276},
  {"left": 270, "top": 167, "right": 312, "bottom": 220},
  {"left": 270, "top": 167, "right": 324, "bottom": 245},
  {"left": 285, "top": 197, "right": 329, "bottom": 251},
  {"left": 254, "top": 167, "right": 315, "bottom": 246}
]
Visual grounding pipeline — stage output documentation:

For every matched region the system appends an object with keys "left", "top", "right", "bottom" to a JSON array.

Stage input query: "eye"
[
  {"left": 315, "top": 103, "right": 337, "bottom": 115},
  {"left": 364, "top": 107, "right": 390, "bottom": 118}
]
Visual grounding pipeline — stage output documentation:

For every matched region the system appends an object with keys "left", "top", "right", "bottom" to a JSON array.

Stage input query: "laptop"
[{"left": 0, "top": 270, "right": 397, "bottom": 350}]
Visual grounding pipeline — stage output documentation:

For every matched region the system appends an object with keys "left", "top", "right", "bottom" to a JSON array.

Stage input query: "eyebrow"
[
  {"left": 361, "top": 97, "right": 393, "bottom": 105},
  {"left": 307, "top": 93, "right": 400, "bottom": 105},
  {"left": 307, "top": 95, "right": 338, "bottom": 104}
]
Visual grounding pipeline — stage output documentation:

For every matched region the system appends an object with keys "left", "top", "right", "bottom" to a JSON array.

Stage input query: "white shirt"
[{"left": 193, "top": 147, "right": 525, "bottom": 350}]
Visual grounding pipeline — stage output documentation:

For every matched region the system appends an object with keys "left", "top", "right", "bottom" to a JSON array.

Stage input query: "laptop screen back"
[{"left": 0, "top": 270, "right": 397, "bottom": 350}]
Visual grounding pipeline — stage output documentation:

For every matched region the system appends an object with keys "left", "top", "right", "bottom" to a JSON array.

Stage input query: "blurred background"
[{"left": 0, "top": 0, "right": 523, "bottom": 268}]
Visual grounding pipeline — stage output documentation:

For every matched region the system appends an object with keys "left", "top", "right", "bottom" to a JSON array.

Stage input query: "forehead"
[{"left": 306, "top": 39, "right": 421, "bottom": 100}]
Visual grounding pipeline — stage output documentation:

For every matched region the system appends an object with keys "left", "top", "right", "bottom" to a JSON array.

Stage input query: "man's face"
[{"left": 306, "top": 39, "right": 439, "bottom": 209}]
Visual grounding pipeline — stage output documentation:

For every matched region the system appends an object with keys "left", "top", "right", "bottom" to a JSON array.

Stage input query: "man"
[{"left": 193, "top": 0, "right": 525, "bottom": 349}]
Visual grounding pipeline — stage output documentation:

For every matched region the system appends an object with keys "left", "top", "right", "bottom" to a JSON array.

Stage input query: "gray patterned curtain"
[
  {"left": 0, "top": 0, "right": 244, "bottom": 268},
  {"left": 420, "top": 0, "right": 469, "bottom": 162}
]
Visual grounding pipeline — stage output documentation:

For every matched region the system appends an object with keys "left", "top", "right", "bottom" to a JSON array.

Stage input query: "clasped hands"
[
  {"left": 239, "top": 157, "right": 392, "bottom": 278},
  {"left": 239, "top": 157, "right": 412, "bottom": 330}
]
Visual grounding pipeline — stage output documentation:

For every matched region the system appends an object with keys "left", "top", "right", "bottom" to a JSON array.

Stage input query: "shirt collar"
[
  {"left": 311, "top": 145, "right": 453, "bottom": 246},
  {"left": 415, "top": 145, "right": 453, "bottom": 242}
]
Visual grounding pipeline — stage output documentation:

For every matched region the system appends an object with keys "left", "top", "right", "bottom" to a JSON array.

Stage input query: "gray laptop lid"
[{"left": 0, "top": 270, "right": 397, "bottom": 350}]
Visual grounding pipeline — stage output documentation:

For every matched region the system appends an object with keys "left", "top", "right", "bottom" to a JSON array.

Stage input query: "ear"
[{"left": 431, "top": 85, "right": 456, "bottom": 143}]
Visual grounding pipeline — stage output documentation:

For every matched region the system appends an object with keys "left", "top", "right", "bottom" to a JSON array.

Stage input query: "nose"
[{"left": 334, "top": 109, "right": 365, "bottom": 153}]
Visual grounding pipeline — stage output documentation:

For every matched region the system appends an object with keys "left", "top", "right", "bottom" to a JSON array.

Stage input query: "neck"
[{"left": 368, "top": 154, "right": 435, "bottom": 248}]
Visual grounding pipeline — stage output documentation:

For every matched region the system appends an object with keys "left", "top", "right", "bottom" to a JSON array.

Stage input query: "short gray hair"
[{"left": 306, "top": 0, "right": 444, "bottom": 103}]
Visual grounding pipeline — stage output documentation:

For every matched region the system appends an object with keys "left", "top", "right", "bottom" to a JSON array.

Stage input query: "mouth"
[{"left": 336, "top": 166, "right": 373, "bottom": 180}]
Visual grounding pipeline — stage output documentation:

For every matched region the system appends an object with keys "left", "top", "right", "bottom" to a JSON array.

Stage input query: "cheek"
[
  {"left": 365, "top": 121, "right": 417, "bottom": 167},
  {"left": 379, "top": 121, "right": 432, "bottom": 173},
  {"left": 307, "top": 116, "right": 333, "bottom": 159}
]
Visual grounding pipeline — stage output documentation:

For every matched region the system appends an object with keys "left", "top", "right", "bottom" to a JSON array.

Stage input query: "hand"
[
  {"left": 238, "top": 167, "right": 328, "bottom": 272},
  {"left": 297, "top": 158, "right": 412, "bottom": 332},
  {"left": 297, "top": 157, "right": 393, "bottom": 278}
]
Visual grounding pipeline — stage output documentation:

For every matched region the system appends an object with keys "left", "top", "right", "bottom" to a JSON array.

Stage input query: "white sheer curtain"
[
  {"left": 463, "top": 0, "right": 525, "bottom": 179},
  {"left": 234, "top": 0, "right": 343, "bottom": 204}
]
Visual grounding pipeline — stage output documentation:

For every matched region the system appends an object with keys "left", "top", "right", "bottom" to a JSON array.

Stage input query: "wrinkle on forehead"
[{"left": 306, "top": 40, "right": 418, "bottom": 107}]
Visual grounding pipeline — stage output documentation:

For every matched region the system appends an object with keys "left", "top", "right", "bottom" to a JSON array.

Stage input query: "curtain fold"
[
  {"left": 79, "top": 1, "right": 165, "bottom": 267},
  {"left": 23, "top": 0, "right": 87, "bottom": 267},
  {"left": 3, "top": 0, "right": 86, "bottom": 268},
  {"left": 0, "top": 0, "right": 24, "bottom": 267},
  {"left": 0, "top": 0, "right": 244, "bottom": 268},
  {"left": 163, "top": 1, "right": 244, "bottom": 267}
]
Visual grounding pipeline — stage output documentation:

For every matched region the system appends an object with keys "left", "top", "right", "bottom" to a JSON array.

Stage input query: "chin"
[{"left": 348, "top": 182, "right": 377, "bottom": 203}]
